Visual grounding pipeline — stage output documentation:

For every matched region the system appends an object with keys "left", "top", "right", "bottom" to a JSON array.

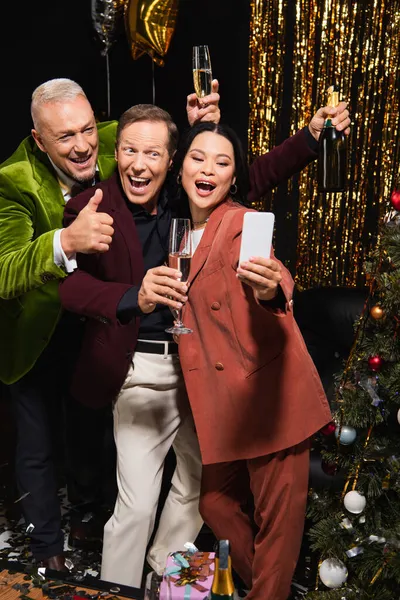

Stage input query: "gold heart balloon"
[{"left": 125, "top": 0, "right": 180, "bottom": 66}]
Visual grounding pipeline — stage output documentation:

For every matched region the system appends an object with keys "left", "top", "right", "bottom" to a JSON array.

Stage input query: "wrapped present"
[{"left": 159, "top": 548, "right": 215, "bottom": 599}]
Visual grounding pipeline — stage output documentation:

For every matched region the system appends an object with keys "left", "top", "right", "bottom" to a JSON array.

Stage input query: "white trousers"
[{"left": 100, "top": 351, "right": 203, "bottom": 588}]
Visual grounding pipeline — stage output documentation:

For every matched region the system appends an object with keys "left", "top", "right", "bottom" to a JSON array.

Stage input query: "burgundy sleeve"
[
  {"left": 59, "top": 270, "right": 133, "bottom": 325},
  {"left": 60, "top": 188, "right": 134, "bottom": 325},
  {"left": 248, "top": 127, "right": 318, "bottom": 205}
]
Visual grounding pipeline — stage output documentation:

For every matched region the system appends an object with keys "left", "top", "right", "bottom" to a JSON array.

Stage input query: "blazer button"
[
  {"left": 41, "top": 272, "right": 56, "bottom": 283},
  {"left": 215, "top": 362, "right": 224, "bottom": 371},
  {"left": 211, "top": 302, "right": 221, "bottom": 310}
]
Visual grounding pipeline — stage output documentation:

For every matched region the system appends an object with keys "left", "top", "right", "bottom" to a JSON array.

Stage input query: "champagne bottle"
[
  {"left": 210, "top": 540, "right": 235, "bottom": 599},
  {"left": 317, "top": 85, "right": 347, "bottom": 193}
]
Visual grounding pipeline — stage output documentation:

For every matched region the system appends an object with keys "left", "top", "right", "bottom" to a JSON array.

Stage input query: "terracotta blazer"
[{"left": 179, "top": 200, "right": 332, "bottom": 465}]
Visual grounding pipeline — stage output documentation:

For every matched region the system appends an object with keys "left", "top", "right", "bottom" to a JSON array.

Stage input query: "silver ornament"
[
  {"left": 319, "top": 558, "right": 348, "bottom": 589},
  {"left": 344, "top": 490, "right": 366, "bottom": 514},
  {"left": 335, "top": 425, "right": 357, "bottom": 445}
]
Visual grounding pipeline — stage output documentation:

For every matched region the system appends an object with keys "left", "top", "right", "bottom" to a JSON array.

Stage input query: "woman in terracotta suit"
[{"left": 173, "top": 122, "right": 332, "bottom": 600}]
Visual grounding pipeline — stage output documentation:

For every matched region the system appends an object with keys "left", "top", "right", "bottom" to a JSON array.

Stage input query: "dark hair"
[
  {"left": 116, "top": 104, "right": 179, "bottom": 157},
  {"left": 171, "top": 122, "right": 250, "bottom": 216}
]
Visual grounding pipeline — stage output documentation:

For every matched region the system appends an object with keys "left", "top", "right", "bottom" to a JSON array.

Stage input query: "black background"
[
  {"left": 1, "top": 0, "right": 250, "bottom": 162},
  {"left": 1, "top": 0, "right": 308, "bottom": 272}
]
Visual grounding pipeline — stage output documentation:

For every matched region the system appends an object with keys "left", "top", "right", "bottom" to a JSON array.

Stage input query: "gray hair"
[{"left": 31, "top": 78, "right": 87, "bottom": 130}]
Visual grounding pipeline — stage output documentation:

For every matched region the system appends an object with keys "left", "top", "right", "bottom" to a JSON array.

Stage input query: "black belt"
[{"left": 135, "top": 340, "right": 178, "bottom": 355}]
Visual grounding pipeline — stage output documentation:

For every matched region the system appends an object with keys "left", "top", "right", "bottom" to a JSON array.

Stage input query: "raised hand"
[
  {"left": 186, "top": 79, "right": 220, "bottom": 126},
  {"left": 60, "top": 189, "right": 114, "bottom": 256},
  {"left": 237, "top": 256, "right": 282, "bottom": 302},
  {"left": 308, "top": 101, "right": 351, "bottom": 141}
]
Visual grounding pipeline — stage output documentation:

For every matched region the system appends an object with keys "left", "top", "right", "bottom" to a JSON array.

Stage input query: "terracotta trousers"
[{"left": 199, "top": 440, "right": 310, "bottom": 600}]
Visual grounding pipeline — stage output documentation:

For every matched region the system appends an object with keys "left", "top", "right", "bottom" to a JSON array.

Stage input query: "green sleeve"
[{"left": 0, "top": 174, "right": 67, "bottom": 300}]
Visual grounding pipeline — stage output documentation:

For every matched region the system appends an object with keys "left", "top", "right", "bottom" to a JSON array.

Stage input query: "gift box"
[{"left": 159, "top": 550, "right": 215, "bottom": 599}]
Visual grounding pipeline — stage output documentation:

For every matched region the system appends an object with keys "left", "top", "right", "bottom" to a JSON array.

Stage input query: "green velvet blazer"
[{"left": 0, "top": 121, "right": 117, "bottom": 384}]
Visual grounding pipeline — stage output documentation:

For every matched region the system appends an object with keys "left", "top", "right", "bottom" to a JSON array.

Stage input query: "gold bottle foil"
[{"left": 327, "top": 86, "right": 340, "bottom": 108}]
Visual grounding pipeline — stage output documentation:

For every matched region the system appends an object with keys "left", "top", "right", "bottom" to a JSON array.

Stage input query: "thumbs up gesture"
[
  {"left": 60, "top": 189, "right": 114, "bottom": 256},
  {"left": 85, "top": 188, "right": 104, "bottom": 212}
]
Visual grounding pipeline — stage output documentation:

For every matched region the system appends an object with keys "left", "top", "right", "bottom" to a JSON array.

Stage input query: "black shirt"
[{"left": 117, "top": 186, "right": 175, "bottom": 340}]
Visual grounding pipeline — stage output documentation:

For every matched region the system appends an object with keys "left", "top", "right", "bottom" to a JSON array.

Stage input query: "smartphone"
[{"left": 239, "top": 211, "right": 275, "bottom": 265}]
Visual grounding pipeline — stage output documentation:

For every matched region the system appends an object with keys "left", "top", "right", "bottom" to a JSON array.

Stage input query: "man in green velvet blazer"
[
  {"left": 0, "top": 78, "right": 119, "bottom": 570},
  {"left": 0, "top": 121, "right": 117, "bottom": 384}
]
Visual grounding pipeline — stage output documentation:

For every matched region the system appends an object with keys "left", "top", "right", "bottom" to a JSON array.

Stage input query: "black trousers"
[{"left": 8, "top": 312, "right": 116, "bottom": 560}]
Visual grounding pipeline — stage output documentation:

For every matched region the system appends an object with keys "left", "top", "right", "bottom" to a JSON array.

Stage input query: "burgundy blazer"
[
  {"left": 179, "top": 201, "right": 331, "bottom": 464},
  {"left": 59, "top": 173, "right": 144, "bottom": 408},
  {"left": 247, "top": 127, "right": 317, "bottom": 204},
  {"left": 59, "top": 128, "right": 317, "bottom": 408}
]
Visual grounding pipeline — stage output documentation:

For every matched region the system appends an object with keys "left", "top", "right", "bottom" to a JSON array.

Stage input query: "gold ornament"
[
  {"left": 370, "top": 305, "right": 384, "bottom": 320},
  {"left": 125, "top": 0, "right": 180, "bottom": 66},
  {"left": 382, "top": 472, "right": 390, "bottom": 490}
]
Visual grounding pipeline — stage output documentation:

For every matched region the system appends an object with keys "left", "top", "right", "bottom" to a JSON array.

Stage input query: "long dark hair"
[{"left": 171, "top": 122, "right": 250, "bottom": 217}]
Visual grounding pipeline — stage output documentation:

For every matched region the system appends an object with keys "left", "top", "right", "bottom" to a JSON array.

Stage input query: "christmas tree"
[{"left": 305, "top": 188, "right": 400, "bottom": 599}]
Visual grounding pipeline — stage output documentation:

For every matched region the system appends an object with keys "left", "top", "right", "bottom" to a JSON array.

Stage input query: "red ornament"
[
  {"left": 320, "top": 421, "right": 336, "bottom": 436},
  {"left": 390, "top": 189, "right": 400, "bottom": 212},
  {"left": 321, "top": 461, "right": 338, "bottom": 476},
  {"left": 368, "top": 355, "right": 383, "bottom": 371}
]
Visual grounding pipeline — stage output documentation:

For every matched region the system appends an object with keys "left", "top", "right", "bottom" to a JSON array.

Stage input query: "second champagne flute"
[
  {"left": 192, "top": 45, "right": 212, "bottom": 98},
  {"left": 165, "top": 218, "right": 193, "bottom": 336}
]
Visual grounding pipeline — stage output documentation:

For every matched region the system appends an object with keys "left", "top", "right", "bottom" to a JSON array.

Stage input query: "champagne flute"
[
  {"left": 165, "top": 218, "right": 193, "bottom": 336},
  {"left": 192, "top": 45, "right": 212, "bottom": 98}
]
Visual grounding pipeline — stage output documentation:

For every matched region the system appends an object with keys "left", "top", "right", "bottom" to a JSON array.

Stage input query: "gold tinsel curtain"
[{"left": 249, "top": 0, "right": 400, "bottom": 288}]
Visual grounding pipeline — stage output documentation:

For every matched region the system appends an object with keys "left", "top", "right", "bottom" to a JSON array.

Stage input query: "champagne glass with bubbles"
[
  {"left": 192, "top": 45, "right": 212, "bottom": 99},
  {"left": 165, "top": 218, "right": 193, "bottom": 336}
]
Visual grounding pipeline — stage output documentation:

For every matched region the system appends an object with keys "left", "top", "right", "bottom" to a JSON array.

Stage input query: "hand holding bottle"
[
  {"left": 308, "top": 101, "right": 351, "bottom": 141},
  {"left": 317, "top": 86, "right": 348, "bottom": 193}
]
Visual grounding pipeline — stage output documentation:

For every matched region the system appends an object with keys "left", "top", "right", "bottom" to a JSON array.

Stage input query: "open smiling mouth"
[
  {"left": 129, "top": 176, "right": 151, "bottom": 190},
  {"left": 195, "top": 181, "right": 216, "bottom": 192},
  {"left": 70, "top": 156, "right": 92, "bottom": 166}
]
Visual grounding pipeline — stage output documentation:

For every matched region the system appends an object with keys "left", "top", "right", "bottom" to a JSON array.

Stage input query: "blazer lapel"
[
  {"left": 189, "top": 200, "right": 234, "bottom": 285},
  {"left": 98, "top": 154, "right": 117, "bottom": 181},
  {"left": 31, "top": 149, "right": 66, "bottom": 228},
  {"left": 107, "top": 174, "right": 144, "bottom": 281}
]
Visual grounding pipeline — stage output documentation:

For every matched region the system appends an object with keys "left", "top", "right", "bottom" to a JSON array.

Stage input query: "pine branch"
[{"left": 307, "top": 213, "right": 400, "bottom": 598}]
